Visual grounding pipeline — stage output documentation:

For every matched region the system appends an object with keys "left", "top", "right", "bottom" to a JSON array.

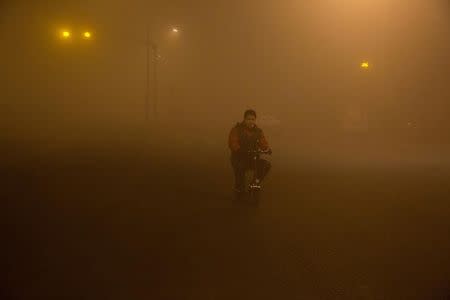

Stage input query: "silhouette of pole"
[
  {"left": 152, "top": 43, "right": 158, "bottom": 120},
  {"left": 145, "top": 25, "right": 150, "bottom": 121}
]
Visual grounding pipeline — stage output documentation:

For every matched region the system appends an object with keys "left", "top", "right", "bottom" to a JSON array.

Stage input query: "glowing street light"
[
  {"left": 60, "top": 30, "right": 71, "bottom": 39},
  {"left": 360, "top": 61, "right": 370, "bottom": 70},
  {"left": 83, "top": 31, "right": 92, "bottom": 39},
  {"left": 172, "top": 27, "right": 179, "bottom": 33}
]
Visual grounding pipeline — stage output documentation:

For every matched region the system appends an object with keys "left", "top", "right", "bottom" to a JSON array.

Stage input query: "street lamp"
[
  {"left": 145, "top": 26, "right": 180, "bottom": 121},
  {"left": 58, "top": 29, "right": 94, "bottom": 41},
  {"left": 60, "top": 30, "right": 71, "bottom": 39},
  {"left": 359, "top": 60, "right": 372, "bottom": 131},
  {"left": 83, "top": 31, "right": 92, "bottom": 39},
  {"left": 360, "top": 61, "right": 370, "bottom": 70},
  {"left": 145, "top": 34, "right": 158, "bottom": 122}
]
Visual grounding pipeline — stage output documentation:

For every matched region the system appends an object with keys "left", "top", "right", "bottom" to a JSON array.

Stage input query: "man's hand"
[{"left": 261, "top": 148, "right": 272, "bottom": 155}]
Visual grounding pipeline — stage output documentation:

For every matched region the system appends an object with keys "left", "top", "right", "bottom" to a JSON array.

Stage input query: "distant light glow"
[
  {"left": 360, "top": 61, "right": 370, "bottom": 69},
  {"left": 172, "top": 28, "right": 179, "bottom": 33},
  {"left": 83, "top": 31, "right": 92, "bottom": 39},
  {"left": 61, "top": 31, "right": 71, "bottom": 39}
]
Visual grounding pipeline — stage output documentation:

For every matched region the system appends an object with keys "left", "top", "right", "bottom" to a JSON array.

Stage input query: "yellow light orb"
[
  {"left": 83, "top": 32, "right": 92, "bottom": 39},
  {"left": 61, "top": 31, "right": 71, "bottom": 38},
  {"left": 172, "top": 28, "right": 179, "bottom": 33},
  {"left": 360, "top": 61, "right": 370, "bottom": 69}
]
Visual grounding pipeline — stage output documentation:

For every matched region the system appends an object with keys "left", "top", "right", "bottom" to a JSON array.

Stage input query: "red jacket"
[{"left": 228, "top": 123, "right": 269, "bottom": 152}]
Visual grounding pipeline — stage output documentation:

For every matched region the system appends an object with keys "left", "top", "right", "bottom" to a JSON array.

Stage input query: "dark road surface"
[{"left": 3, "top": 133, "right": 450, "bottom": 300}]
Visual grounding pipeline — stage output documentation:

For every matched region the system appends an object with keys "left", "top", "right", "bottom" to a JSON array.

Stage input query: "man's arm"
[
  {"left": 228, "top": 127, "right": 240, "bottom": 152},
  {"left": 258, "top": 130, "right": 269, "bottom": 151}
]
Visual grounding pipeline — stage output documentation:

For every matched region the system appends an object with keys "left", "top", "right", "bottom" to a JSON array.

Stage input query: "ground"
[{"left": 3, "top": 131, "right": 450, "bottom": 300}]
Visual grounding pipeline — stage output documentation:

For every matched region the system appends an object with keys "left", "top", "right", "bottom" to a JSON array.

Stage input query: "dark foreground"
[{"left": 3, "top": 135, "right": 450, "bottom": 300}]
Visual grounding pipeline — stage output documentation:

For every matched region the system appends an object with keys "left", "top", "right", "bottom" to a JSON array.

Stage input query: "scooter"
[{"left": 235, "top": 148, "right": 272, "bottom": 203}]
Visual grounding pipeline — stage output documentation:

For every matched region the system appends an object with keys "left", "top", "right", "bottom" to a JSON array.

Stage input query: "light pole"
[
  {"left": 145, "top": 26, "right": 160, "bottom": 121},
  {"left": 145, "top": 26, "right": 151, "bottom": 121},
  {"left": 145, "top": 26, "right": 179, "bottom": 121},
  {"left": 151, "top": 42, "right": 158, "bottom": 121},
  {"left": 359, "top": 60, "right": 372, "bottom": 132}
]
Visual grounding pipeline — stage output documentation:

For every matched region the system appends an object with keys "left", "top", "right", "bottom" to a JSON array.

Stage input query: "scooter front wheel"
[{"left": 248, "top": 186, "right": 261, "bottom": 204}]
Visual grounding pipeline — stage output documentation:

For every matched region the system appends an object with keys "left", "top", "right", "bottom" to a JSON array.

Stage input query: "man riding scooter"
[{"left": 228, "top": 109, "right": 272, "bottom": 193}]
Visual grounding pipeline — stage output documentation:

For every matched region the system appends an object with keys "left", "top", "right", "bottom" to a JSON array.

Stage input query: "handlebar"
[{"left": 247, "top": 149, "right": 272, "bottom": 155}]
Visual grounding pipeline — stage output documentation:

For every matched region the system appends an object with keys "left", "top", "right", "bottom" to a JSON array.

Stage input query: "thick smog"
[{"left": 2, "top": 1, "right": 450, "bottom": 299}]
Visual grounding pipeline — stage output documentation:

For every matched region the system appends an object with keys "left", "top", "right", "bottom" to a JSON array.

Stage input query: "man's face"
[{"left": 244, "top": 115, "right": 256, "bottom": 128}]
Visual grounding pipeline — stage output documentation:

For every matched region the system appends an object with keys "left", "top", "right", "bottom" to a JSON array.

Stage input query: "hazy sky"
[{"left": 1, "top": 0, "right": 449, "bottom": 135}]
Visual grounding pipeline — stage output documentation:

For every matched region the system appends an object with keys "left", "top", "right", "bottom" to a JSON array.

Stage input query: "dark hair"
[{"left": 244, "top": 109, "right": 257, "bottom": 119}]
